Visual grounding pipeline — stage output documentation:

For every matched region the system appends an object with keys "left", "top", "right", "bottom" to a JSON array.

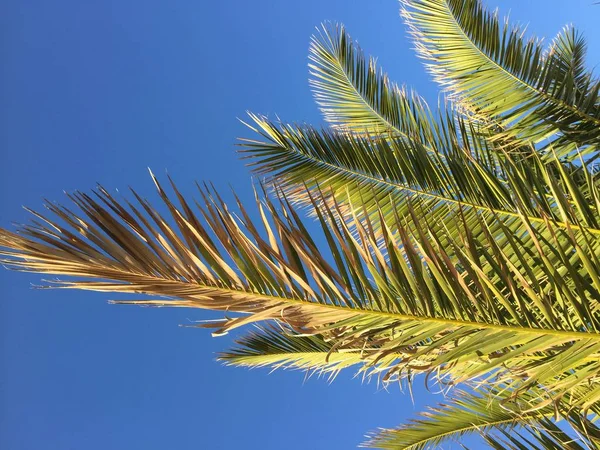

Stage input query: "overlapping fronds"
[
  {"left": 400, "top": 0, "right": 600, "bottom": 162},
  {"left": 305, "top": 23, "right": 600, "bottom": 227},
  {"left": 3, "top": 1, "right": 600, "bottom": 448},
  {"left": 309, "top": 23, "right": 511, "bottom": 170},
  {"left": 241, "top": 119, "right": 600, "bottom": 326},
  {"left": 242, "top": 115, "right": 599, "bottom": 232},
  {"left": 2, "top": 175, "right": 600, "bottom": 414}
]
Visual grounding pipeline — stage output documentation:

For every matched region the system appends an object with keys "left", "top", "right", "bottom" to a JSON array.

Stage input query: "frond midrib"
[
  {"left": 277, "top": 140, "right": 600, "bottom": 236},
  {"left": 220, "top": 350, "right": 362, "bottom": 362},
  {"left": 98, "top": 261, "right": 600, "bottom": 342}
]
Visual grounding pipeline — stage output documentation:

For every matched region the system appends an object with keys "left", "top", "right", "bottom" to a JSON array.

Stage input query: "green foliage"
[
  {"left": 401, "top": 0, "right": 600, "bottom": 161},
  {"left": 2, "top": 0, "right": 600, "bottom": 448}
]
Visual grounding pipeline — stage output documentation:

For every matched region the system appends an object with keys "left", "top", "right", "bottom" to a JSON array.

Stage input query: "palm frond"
[
  {"left": 2, "top": 175, "right": 600, "bottom": 412},
  {"left": 362, "top": 388, "right": 556, "bottom": 450},
  {"left": 309, "top": 23, "right": 434, "bottom": 140},
  {"left": 309, "top": 23, "right": 514, "bottom": 170},
  {"left": 219, "top": 325, "right": 368, "bottom": 380},
  {"left": 400, "top": 0, "right": 600, "bottom": 162},
  {"left": 549, "top": 26, "right": 591, "bottom": 95},
  {"left": 482, "top": 415, "right": 600, "bottom": 450},
  {"left": 242, "top": 116, "right": 599, "bottom": 234}
]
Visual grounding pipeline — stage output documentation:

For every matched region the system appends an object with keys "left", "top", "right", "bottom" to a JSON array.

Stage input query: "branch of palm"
[
  {"left": 363, "top": 386, "right": 600, "bottom": 449},
  {"left": 2, "top": 174, "right": 600, "bottom": 410},
  {"left": 400, "top": 0, "right": 600, "bottom": 162}
]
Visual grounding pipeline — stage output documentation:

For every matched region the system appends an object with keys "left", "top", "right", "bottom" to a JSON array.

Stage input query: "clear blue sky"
[{"left": 1, "top": 1, "right": 599, "bottom": 449}]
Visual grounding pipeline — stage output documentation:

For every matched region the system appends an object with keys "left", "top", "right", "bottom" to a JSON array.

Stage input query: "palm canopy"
[{"left": 2, "top": 0, "right": 600, "bottom": 448}]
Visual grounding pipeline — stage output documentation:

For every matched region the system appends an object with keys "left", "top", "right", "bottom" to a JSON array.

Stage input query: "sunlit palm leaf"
[
  {"left": 362, "top": 388, "right": 557, "bottom": 450},
  {"left": 550, "top": 26, "right": 592, "bottom": 96},
  {"left": 306, "top": 23, "right": 599, "bottom": 224},
  {"left": 482, "top": 415, "right": 600, "bottom": 450},
  {"left": 242, "top": 116, "right": 599, "bottom": 232},
  {"left": 219, "top": 325, "right": 369, "bottom": 380},
  {"left": 309, "top": 23, "right": 516, "bottom": 173},
  {"left": 310, "top": 23, "right": 435, "bottom": 140},
  {"left": 401, "top": 0, "right": 600, "bottom": 162}
]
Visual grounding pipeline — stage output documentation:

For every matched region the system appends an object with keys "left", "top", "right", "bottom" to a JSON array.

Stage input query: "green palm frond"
[
  {"left": 482, "top": 415, "right": 600, "bottom": 450},
  {"left": 219, "top": 325, "right": 369, "bottom": 380},
  {"left": 309, "top": 23, "right": 434, "bottom": 140},
  {"left": 362, "top": 388, "right": 556, "bottom": 450},
  {"left": 309, "top": 22, "right": 513, "bottom": 169},
  {"left": 400, "top": 0, "right": 600, "bottom": 162},
  {"left": 364, "top": 384, "right": 600, "bottom": 450},
  {"left": 549, "top": 26, "right": 591, "bottom": 95},
  {"left": 2, "top": 175, "right": 600, "bottom": 413},
  {"left": 242, "top": 116, "right": 599, "bottom": 233}
]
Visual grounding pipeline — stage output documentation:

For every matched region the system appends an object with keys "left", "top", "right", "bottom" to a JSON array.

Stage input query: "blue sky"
[{"left": 1, "top": 1, "right": 599, "bottom": 449}]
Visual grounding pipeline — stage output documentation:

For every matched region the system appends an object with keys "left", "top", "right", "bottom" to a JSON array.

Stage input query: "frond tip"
[{"left": 309, "top": 22, "right": 434, "bottom": 140}]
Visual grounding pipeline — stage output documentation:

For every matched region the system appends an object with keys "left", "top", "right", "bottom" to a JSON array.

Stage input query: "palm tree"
[{"left": 2, "top": 0, "right": 600, "bottom": 447}]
